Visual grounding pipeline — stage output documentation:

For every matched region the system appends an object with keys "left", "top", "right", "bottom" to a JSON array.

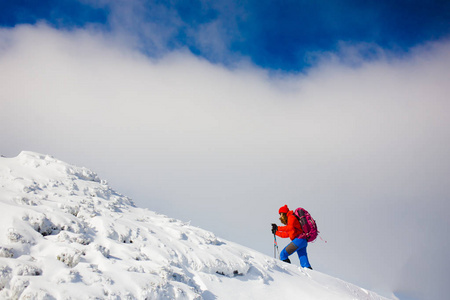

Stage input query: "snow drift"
[{"left": 0, "top": 151, "right": 389, "bottom": 299}]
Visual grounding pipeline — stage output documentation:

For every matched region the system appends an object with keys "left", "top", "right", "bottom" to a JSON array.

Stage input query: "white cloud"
[{"left": 1, "top": 24, "right": 449, "bottom": 299}]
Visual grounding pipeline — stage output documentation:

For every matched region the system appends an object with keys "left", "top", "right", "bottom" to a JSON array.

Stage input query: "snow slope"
[{"left": 0, "top": 152, "right": 390, "bottom": 299}]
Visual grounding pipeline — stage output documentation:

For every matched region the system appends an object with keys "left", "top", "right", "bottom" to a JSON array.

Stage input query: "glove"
[{"left": 271, "top": 223, "right": 278, "bottom": 234}]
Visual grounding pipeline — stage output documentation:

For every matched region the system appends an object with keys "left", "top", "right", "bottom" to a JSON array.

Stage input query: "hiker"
[{"left": 271, "top": 205, "right": 312, "bottom": 269}]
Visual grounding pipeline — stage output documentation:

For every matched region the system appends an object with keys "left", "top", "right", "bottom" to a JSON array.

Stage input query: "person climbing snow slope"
[{"left": 271, "top": 205, "right": 312, "bottom": 269}]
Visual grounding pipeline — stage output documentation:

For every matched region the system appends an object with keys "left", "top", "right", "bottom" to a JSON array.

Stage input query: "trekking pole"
[{"left": 273, "top": 234, "right": 279, "bottom": 259}]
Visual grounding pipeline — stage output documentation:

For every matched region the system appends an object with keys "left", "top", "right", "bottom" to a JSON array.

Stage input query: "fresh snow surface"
[{"left": 0, "top": 152, "right": 390, "bottom": 300}]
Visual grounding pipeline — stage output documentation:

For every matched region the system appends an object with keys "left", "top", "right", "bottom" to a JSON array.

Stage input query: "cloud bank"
[{"left": 1, "top": 24, "right": 449, "bottom": 299}]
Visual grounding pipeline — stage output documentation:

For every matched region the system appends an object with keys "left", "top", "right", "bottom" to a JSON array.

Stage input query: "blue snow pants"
[{"left": 279, "top": 238, "right": 311, "bottom": 268}]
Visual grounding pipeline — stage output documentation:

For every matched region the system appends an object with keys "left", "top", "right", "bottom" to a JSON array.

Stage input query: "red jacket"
[{"left": 276, "top": 210, "right": 303, "bottom": 240}]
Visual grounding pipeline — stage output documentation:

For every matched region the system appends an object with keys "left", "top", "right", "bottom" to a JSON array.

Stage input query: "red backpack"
[{"left": 293, "top": 208, "right": 318, "bottom": 242}]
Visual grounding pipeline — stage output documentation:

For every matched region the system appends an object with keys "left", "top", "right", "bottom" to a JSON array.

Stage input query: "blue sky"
[{"left": 1, "top": 0, "right": 449, "bottom": 70}]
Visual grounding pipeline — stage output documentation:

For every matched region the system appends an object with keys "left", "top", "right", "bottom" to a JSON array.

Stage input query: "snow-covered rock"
[{"left": 0, "top": 151, "right": 390, "bottom": 299}]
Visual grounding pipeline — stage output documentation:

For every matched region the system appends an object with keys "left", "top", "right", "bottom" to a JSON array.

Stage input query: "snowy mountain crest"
[{"left": 0, "top": 152, "right": 390, "bottom": 299}]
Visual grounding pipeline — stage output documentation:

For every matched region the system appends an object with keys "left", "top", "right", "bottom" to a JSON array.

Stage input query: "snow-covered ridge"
[{"left": 0, "top": 151, "right": 390, "bottom": 299}]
